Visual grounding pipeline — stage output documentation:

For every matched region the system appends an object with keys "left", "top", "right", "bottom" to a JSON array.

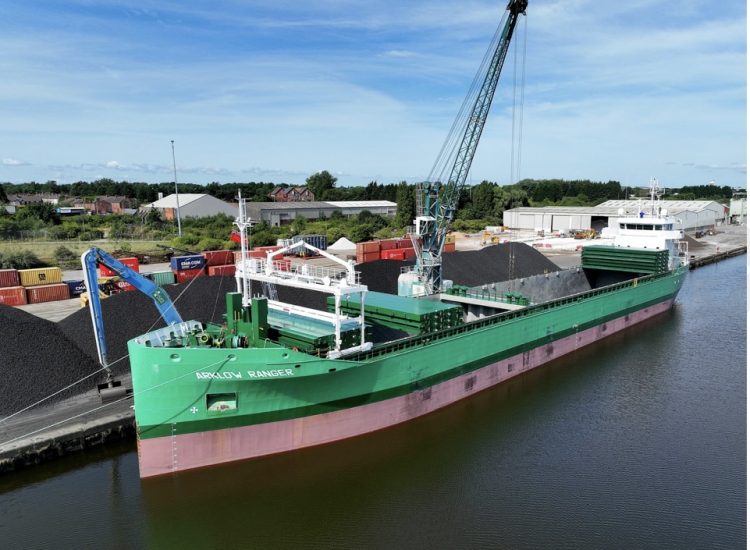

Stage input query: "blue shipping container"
[
  {"left": 170, "top": 255, "right": 206, "bottom": 271},
  {"left": 292, "top": 234, "right": 327, "bottom": 255},
  {"left": 65, "top": 280, "right": 87, "bottom": 296}
]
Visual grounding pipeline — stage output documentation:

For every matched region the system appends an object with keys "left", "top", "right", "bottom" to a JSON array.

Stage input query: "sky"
[{"left": 1, "top": 0, "right": 746, "bottom": 189}]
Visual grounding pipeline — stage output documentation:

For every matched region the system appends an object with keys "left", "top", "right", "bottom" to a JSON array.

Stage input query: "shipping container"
[
  {"left": 0, "top": 269, "right": 20, "bottom": 288},
  {"left": 207, "top": 264, "right": 236, "bottom": 277},
  {"left": 174, "top": 268, "right": 205, "bottom": 284},
  {"left": 357, "top": 241, "right": 380, "bottom": 254},
  {"left": 99, "top": 257, "right": 140, "bottom": 277},
  {"left": 150, "top": 271, "right": 176, "bottom": 286},
  {"left": 380, "top": 249, "right": 406, "bottom": 261},
  {"left": 444, "top": 242, "right": 456, "bottom": 253},
  {"left": 18, "top": 267, "right": 63, "bottom": 287},
  {"left": 171, "top": 255, "right": 206, "bottom": 271},
  {"left": 402, "top": 248, "right": 417, "bottom": 259},
  {"left": 65, "top": 280, "right": 87, "bottom": 297},
  {"left": 0, "top": 286, "right": 27, "bottom": 306},
  {"left": 115, "top": 280, "right": 135, "bottom": 292},
  {"left": 379, "top": 239, "right": 398, "bottom": 251},
  {"left": 395, "top": 238, "right": 413, "bottom": 249},
  {"left": 292, "top": 234, "right": 327, "bottom": 250},
  {"left": 26, "top": 283, "right": 70, "bottom": 304},
  {"left": 356, "top": 251, "right": 381, "bottom": 264},
  {"left": 202, "top": 250, "right": 235, "bottom": 267}
]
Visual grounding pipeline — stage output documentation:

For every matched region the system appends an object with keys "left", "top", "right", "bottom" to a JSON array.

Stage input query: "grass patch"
[{"left": 0, "top": 240, "right": 171, "bottom": 263}]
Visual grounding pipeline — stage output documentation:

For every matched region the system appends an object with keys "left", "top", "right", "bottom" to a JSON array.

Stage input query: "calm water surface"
[{"left": 1, "top": 257, "right": 745, "bottom": 549}]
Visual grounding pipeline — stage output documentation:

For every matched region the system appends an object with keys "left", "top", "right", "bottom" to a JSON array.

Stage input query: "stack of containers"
[
  {"left": 0, "top": 268, "right": 26, "bottom": 306},
  {"left": 18, "top": 267, "right": 70, "bottom": 304},
  {"left": 356, "top": 241, "right": 380, "bottom": 264},
  {"left": 203, "top": 250, "right": 236, "bottom": 277},
  {"left": 99, "top": 257, "right": 140, "bottom": 292},
  {"left": 171, "top": 254, "right": 206, "bottom": 283}
]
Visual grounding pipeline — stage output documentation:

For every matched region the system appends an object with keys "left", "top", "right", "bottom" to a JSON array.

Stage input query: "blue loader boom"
[{"left": 81, "top": 247, "right": 183, "bottom": 399}]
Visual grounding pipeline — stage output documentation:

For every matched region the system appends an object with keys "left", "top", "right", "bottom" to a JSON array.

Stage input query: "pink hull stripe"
[{"left": 138, "top": 299, "right": 674, "bottom": 477}]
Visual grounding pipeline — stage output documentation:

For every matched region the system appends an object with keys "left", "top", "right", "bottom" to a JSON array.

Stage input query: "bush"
[
  {"left": 197, "top": 238, "right": 224, "bottom": 251},
  {"left": 0, "top": 250, "right": 46, "bottom": 269},
  {"left": 54, "top": 246, "right": 76, "bottom": 263}
]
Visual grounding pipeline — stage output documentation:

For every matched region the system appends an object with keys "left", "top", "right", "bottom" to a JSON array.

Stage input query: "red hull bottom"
[{"left": 138, "top": 298, "right": 675, "bottom": 477}]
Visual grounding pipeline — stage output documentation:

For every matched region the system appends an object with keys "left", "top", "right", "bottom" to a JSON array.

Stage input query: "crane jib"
[{"left": 413, "top": 0, "right": 528, "bottom": 295}]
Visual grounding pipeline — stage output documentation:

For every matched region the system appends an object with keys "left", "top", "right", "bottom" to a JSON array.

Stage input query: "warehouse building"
[
  {"left": 244, "top": 200, "right": 397, "bottom": 226},
  {"left": 503, "top": 200, "right": 726, "bottom": 233},
  {"left": 142, "top": 193, "right": 237, "bottom": 219}
]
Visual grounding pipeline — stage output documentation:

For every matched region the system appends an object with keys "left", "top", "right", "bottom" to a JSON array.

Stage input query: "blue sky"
[{"left": 1, "top": 0, "right": 746, "bottom": 188}]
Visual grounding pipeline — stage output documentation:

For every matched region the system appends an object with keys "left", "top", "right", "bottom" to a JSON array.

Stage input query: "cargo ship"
[
  {"left": 79, "top": 1, "right": 688, "bottom": 477},
  {"left": 96, "top": 179, "right": 686, "bottom": 478}
]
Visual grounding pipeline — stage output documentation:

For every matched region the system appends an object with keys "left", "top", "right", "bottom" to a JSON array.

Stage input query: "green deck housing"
[
  {"left": 328, "top": 291, "right": 464, "bottom": 334},
  {"left": 582, "top": 246, "right": 669, "bottom": 274}
]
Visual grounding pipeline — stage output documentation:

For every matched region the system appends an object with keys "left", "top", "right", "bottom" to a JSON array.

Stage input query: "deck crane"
[{"left": 407, "top": 0, "right": 528, "bottom": 296}]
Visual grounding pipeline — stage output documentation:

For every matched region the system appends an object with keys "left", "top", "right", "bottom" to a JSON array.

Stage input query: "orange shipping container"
[
  {"left": 356, "top": 241, "right": 380, "bottom": 254},
  {"left": 202, "top": 250, "right": 235, "bottom": 267},
  {"left": 0, "top": 286, "right": 27, "bottom": 306},
  {"left": 99, "top": 257, "right": 140, "bottom": 277},
  {"left": 0, "top": 269, "right": 20, "bottom": 288},
  {"left": 381, "top": 249, "right": 406, "bottom": 261},
  {"left": 444, "top": 242, "right": 456, "bottom": 253},
  {"left": 379, "top": 239, "right": 398, "bottom": 251},
  {"left": 26, "top": 283, "right": 70, "bottom": 304},
  {"left": 207, "top": 264, "right": 236, "bottom": 277},
  {"left": 174, "top": 268, "right": 205, "bottom": 284}
]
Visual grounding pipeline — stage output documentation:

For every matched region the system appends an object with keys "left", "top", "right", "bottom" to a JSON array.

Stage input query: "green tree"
[
  {"left": 394, "top": 181, "right": 416, "bottom": 229},
  {"left": 468, "top": 181, "right": 497, "bottom": 219},
  {"left": 306, "top": 170, "right": 337, "bottom": 201}
]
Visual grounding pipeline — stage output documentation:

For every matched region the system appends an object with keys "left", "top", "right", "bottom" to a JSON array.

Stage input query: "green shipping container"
[{"left": 151, "top": 271, "right": 176, "bottom": 286}]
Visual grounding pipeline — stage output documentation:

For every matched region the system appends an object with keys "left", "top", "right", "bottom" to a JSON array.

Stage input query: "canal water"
[{"left": 1, "top": 257, "right": 745, "bottom": 549}]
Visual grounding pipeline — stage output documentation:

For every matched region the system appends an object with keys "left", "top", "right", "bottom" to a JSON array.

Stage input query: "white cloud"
[{"left": 2, "top": 158, "right": 28, "bottom": 166}]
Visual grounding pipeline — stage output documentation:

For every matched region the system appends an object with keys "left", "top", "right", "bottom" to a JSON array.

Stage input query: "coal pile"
[
  {"left": 357, "top": 243, "right": 559, "bottom": 294},
  {"left": 0, "top": 306, "right": 103, "bottom": 417},
  {"left": 59, "top": 275, "right": 239, "bottom": 373}
]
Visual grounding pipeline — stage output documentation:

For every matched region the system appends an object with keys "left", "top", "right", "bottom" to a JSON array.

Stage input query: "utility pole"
[{"left": 171, "top": 139, "right": 182, "bottom": 236}]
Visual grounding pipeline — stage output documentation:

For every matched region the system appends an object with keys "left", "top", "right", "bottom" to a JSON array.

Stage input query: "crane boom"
[{"left": 411, "top": 0, "right": 527, "bottom": 295}]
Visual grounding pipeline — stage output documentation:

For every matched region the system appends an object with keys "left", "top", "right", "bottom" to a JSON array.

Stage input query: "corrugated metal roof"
[
  {"left": 144, "top": 194, "right": 207, "bottom": 208},
  {"left": 326, "top": 200, "right": 397, "bottom": 208},
  {"left": 598, "top": 199, "right": 716, "bottom": 212},
  {"left": 506, "top": 200, "right": 723, "bottom": 216}
]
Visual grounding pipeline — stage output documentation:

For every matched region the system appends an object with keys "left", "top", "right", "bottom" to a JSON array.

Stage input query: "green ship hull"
[{"left": 128, "top": 266, "right": 687, "bottom": 477}]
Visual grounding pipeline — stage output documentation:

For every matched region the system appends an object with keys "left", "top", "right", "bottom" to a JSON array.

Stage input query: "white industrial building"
[
  {"left": 503, "top": 200, "right": 726, "bottom": 233},
  {"left": 142, "top": 194, "right": 237, "bottom": 219},
  {"left": 245, "top": 200, "right": 397, "bottom": 226}
]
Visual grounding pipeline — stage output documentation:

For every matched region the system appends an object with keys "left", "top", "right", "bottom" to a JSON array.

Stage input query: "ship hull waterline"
[{"left": 136, "top": 296, "right": 676, "bottom": 478}]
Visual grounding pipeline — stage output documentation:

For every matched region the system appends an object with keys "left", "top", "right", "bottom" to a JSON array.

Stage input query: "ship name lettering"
[
  {"left": 195, "top": 371, "right": 242, "bottom": 380},
  {"left": 247, "top": 369, "right": 294, "bottom": 378}
]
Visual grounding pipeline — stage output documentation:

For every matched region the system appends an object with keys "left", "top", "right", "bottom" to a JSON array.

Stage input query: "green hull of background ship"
[{"left": 79, "top": 0, "right": 689, "bottom": 477}]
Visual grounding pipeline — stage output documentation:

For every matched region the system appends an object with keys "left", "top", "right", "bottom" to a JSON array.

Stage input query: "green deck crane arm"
[{"left": 415, "top": 0, "right": 527, "bottom": 294}]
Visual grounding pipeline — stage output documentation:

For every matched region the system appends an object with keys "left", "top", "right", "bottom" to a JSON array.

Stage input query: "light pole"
[{"left": 171, "top": 139, "right": 182, "bottom": 237}]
